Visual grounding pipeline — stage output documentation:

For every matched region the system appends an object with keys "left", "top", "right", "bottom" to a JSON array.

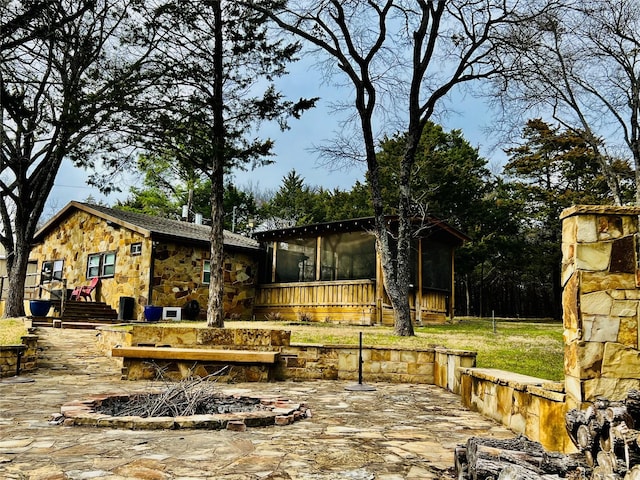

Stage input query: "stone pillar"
[{"left": 561, "top": 205, "right": 640, "bottom": 410}]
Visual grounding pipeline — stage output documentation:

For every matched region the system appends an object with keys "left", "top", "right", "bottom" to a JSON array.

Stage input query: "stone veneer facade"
[
  {"left": 150, "top": 243, "right": 257, "bottom": 321},
  {"left": 0, "top": 333, "right": 38, "bottom": 378},
  {"left": 561, "top": 205, "right": 640, "bottom": 409},
  {"left": 30, "top": 209, "right": 258, "bottom": 321}
]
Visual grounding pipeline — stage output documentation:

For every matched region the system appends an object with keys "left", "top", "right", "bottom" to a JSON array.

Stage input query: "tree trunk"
[
  {"left": 4, "top": 243, "right": 30, "bottom": 317},
  {"left": 207, "top": 0, "right": 225, "bottom": 328}
]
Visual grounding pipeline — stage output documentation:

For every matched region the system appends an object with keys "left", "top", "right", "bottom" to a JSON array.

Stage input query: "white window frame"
[
  {"left": 202, "top": 260, "right": 211, "bottom": 284},
  {"left": 130, "top": 242, "right": 142, "bottom": 256},
  {"left": 41, "top": 259, "right": 64, "bottom": 283},
  {"left": 87, "top": 252, "right": 116, "bottom": 279}
]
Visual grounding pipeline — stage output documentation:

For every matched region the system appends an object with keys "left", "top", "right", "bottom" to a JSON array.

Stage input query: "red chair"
[{"left": 70, "top": 277, "right": 100, "bottom": 301}]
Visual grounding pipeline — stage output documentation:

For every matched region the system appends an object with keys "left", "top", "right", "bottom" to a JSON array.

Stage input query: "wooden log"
[
  {"left": 497, "top": 464, "right": 562, "bottom": 479},
  {"left": 625, "top": 391, "right": 640, "bottom": 426},
  {"left": 455, "top": 446, "right": 468, "bottom": 480},
  {"left": 606, "top": 406, "right": 633, "bottom": 427},
  {"left": 596, "top": 450, "right": 617, "bottom": 475},
  {"left": 579, "top": 424, "right": 597, "bottom": 451},
  {"left": 568, "top": 409, "right": 592, "bottom": 448},
  {"left": 624, "top": 465, "right": 640, "bottom": 480},
  {"left": 590, "top": 465, "right": 621, "bottom": 479},
  {"left": 466, "top": 436, "right": 587, "bottom": 478}
]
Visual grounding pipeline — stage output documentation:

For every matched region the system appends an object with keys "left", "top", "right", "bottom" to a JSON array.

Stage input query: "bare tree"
[
  {"left": 494, "top": 0, "right": 640, "bottom": 204},
  {"left": 250, "top": 0, "right": 554, "bottom": 335},
  {"left": 0, "top": 0, "right": 156, "bottom": 316}
]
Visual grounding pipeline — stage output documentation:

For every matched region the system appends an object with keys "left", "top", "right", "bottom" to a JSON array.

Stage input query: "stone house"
[
  {"left": 27, "top": 202, "right": 467, "bottom": 324},
  {"left": 30, "top": 202, "right": 260, "bottom": 321}
]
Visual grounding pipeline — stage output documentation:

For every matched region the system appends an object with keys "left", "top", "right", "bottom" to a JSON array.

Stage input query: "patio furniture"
[{"left": 70, "top": 277, "right": 99, "bottom": 301}]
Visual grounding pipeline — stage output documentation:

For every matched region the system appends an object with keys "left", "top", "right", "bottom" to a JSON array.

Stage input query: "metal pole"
[
  {"left": 357, "top": 331, "right": 363, "bottom": 384},
  {"left": 345, "top": 332, "right": 376, "bottom": 391}
]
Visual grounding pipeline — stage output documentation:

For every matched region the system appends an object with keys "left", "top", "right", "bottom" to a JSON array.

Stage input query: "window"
[
  {"left": 276, "top": 238, "right": 316, "bottom": 282},
  {"left": 41, "top": 260, "right": 63, "bottom": 283},
  {"left": 130, "top": 243, "right": 142, "bottom": 256},
  {"left": 320, "top": 232, "right": 376, "bottom": 281},
  {"left": 202, "top": 260, "right": 211, "bottom": 284},
  {"left": 87, "top": 252, "right": 116, "bottom": 278},
  {"left": 421, "top": 240, "right": 452, "bottom": 291}
]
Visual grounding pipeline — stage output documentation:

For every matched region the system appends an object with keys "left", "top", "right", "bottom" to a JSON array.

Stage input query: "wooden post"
[
  {"left": 271, "top": 241, "right": 277, "bottom": 283},
  {"left": 315, "top": 236, "right": 321, "bottom": 281},
  {"left": 417, "top": 238, "right": 423, "bottom": 323},
  {"left": 375, "top": 243, "right": 383, "bottom": 325},
  {"left": 450, "top": 247, "right": 455, "bottom": 321}
]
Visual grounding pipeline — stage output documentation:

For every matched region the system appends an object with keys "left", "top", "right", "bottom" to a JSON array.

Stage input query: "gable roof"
[{"left": 34, "top": 201, "right": 260, "bottom": 251}]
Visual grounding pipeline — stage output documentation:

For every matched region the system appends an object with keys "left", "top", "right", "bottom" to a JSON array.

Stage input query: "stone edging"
[{"left": 57, "top": 392, "right": 310, "bottom": 430}]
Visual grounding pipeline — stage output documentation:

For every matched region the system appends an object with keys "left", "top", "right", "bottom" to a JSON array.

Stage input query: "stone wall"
[
  {"left": 30, "top": 210, "right": 152, "bottom": 318},
  {"left": 561, "top": 205, "right": 640, "bottom": 409},
  {"left": 460, "top": 368, "right": 571, "bottom": 453},
  {"left": 96, "top": 324, "right": 474, "bottom": 388},
  {"left": 0, "top": 333, "right": 38, "bottom": 378},
  {"left": 151, "top": 244, "right": 257, "bottom": 321}
]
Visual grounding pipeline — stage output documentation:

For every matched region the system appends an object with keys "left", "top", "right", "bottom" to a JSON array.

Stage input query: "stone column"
[{"left": 562, "top": 205, "right": 640, "bottom": 410}]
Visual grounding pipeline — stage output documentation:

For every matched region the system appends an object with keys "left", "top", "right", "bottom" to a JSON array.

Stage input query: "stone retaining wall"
[
  {"left": 459, "top": 368, "right": 571, "bottom": 453},
  {"left": 0, "top": 334, "right": 38, "bottom": 378},
  {"left": 96, "top": 325, "right": 475, "bottom": 390}
]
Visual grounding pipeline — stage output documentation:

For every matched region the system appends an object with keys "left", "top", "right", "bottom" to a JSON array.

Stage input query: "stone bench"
[{"left": 111, "top": 346, "right": 279, "bottom": 364}]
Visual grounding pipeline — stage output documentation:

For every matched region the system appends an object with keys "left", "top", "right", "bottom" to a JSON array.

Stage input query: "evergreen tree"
[{"left": 125, "top": 1, "right": 316, "bottom": 326}]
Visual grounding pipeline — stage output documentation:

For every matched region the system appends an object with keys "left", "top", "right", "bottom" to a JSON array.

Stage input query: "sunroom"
[{"left": 253, "top": 216, "right": 468, "bottom": 325}]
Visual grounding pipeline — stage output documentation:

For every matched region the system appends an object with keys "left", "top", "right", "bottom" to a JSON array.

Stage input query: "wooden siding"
[
  {"left": 254, "top": 280, "right": 448, "bottom": 325},
  {"left": 254, "top": 280, "right": 377, "bottom": 324}
]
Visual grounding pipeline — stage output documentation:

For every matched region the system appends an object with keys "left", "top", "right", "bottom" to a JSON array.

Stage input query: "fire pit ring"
[{"left": 57, "top": 390, "right": 310, "bottom": 431}]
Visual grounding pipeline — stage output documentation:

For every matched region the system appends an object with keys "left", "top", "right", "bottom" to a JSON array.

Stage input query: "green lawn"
[
  {"left": 0, "top": 316, "right": 564, "bottom": 380},
  {"left": 0, "top": 318, "right": 28, "bottom": 345},
  {"left": 229, "top": 317, "right": 565, "bottom": 381}
]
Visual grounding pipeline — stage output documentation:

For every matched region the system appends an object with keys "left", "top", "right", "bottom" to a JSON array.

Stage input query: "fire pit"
[{"left": 57, "top": 383, "right": 310, "bottom": 431}]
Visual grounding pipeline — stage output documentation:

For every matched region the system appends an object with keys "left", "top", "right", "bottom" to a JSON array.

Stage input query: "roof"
[
  {"left": 254, "top": 215, "right": 470, "bottom": 246},
  {"left": 34, "top": 202, "right": 260, "bottom": 251}
]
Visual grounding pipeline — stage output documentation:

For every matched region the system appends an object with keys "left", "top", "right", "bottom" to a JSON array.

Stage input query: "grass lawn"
[
  {"left": 0, "top": 318, "right": 28, "bottom": 346},
  {"left": 0, "top": 316, "right": 564, "bottom": 381},
  {"left": 227, "top": 317, "right": 565, "bottom": 381}
]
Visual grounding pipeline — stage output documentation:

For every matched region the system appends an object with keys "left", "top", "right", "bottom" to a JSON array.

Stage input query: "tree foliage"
[
  {"left": 0, "top": 0, "right": 155, "bottom": 316},
  {"left": 251, "top": 0, "right": 556, "bottom": 335},
  {"left": 118, "top": 0, "right": 316, "bottom": 327},
  {"left": 494, "top": 0, "right": 640, "bottom": 203}
]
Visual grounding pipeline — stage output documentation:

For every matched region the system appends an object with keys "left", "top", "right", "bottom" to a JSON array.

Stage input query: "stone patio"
[{"left": 0, "top": 327, "right": 514, "bottom": 479}]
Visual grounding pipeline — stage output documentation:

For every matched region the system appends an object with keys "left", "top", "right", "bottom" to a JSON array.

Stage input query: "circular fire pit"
[{"left": 58, "top": 390, "right": 310, "bottom": 430}]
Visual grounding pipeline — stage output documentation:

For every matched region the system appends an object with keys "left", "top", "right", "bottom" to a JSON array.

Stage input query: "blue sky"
[{"left": 48, "top": 56, "right": 504, "bottom": 214}]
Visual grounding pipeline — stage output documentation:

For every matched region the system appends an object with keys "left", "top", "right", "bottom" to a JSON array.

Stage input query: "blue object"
[
  {"left": 29, "top": 299, "right": 52, "bottom": 317},
  {"left": 144, "top": 305, "right": 163, "bottom": 322}
]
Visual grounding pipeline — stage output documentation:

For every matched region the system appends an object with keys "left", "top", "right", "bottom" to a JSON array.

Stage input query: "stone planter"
[
  {"left": 144, "top": 305, "right": 163, "bottom": 322},
  {"left": 29, "top": 299, "right": 52, "bottom": 317}
]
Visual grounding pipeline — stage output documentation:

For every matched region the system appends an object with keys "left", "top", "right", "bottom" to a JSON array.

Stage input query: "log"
[
  {"left": 496, "top": 464, "right": 562, "bottom": 479},
  {"left": 579, "top": 424, "right": 597, "bottom": 451},
  {"left": 466, "top": 436, "right": 587, "bottom": 479},
  {"left": 606, "top": 406, "right": 633, "bottom": 427},
  {"left": 568, "top": 409, "right": 592, "bottom": 447},
  {"left": 455, "top": 446, "right": 468, "bottom": 480},
  {"left": 624, "top": 465, "right": 640, "bottom": 480},
  {"left": 625, "top": 391, "right": 640, "bottom": 426},
  {"left": 596, "top": 450, "right": 617, "bottom": 475}
]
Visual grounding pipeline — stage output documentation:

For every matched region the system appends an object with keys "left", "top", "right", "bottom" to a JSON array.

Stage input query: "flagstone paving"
[{"left": 0, "top": 327, "right": 514, "bottom": 479}]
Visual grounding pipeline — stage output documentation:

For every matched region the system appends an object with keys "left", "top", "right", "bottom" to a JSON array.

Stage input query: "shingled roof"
[{"left": 34, "top": 201, "right": 260, "bottom": 251}]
